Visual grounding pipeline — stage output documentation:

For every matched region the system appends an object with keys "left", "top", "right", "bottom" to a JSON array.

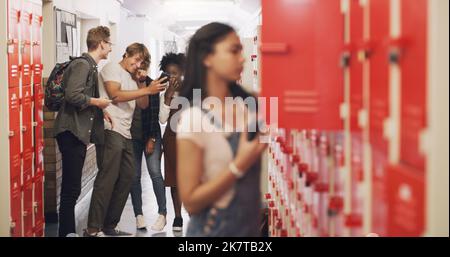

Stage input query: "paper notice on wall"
[
  {"left": 66, "top": 26, "right": 73, "bottom": 58},
  {"left": 56, "top": 11, "right": 62, "bottom": 43},
  {"left": 72, "top": 28, "right": 78, "bottom": 57},
  {"left": 57, "top": 43, "right": 70, "bottom": 63}
]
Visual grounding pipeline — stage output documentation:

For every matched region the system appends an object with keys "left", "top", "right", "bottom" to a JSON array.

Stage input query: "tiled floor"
[{"left": 46, "top": 155, "right": 190, "bottom": 237}]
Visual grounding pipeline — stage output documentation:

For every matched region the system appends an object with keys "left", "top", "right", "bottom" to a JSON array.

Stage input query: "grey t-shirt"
[{"left": 98, "top": 62, "right": 137, "bottom": 139}]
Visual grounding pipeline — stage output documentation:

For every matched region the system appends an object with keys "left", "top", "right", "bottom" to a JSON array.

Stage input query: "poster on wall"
[{"left": 55, "top": 8, "right": 78, "bottom": 63}]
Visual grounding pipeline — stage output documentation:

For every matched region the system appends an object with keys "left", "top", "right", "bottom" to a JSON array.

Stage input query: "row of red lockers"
[
  {"left": 7, "top": 0, "right": 45, "bottom": 237},
  {"left": 260, "top": 0, "right": 427, "bottom": 236}
]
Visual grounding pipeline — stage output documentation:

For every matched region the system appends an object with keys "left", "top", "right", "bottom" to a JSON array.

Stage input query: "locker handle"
[
  {"left": 33, "top": 202, "right": 38, "bottom": 214},
  {"left": 9, "top": 131, "right": 15, "bottom": 137},
  {"left": 22, "top": 126, "right": 27, "bottom": 132},
  {"left": 7, "top": 39, "right": 17, "bottom": 45},
  {"left": 260, "top": 43, "right": 289, "bottom": 54},
  {"left": 17, "top": 10, "right": 21, "bottom": 23}
]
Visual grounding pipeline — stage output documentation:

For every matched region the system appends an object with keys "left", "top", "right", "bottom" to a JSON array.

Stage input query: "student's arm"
[
  {"left": 136, "top": 80, "right": 149, "bottom": 109},
  {"left": 159, "top": 93, "right": 171, "bottom": 124},
  {"left": 103, "top": 81, "right": 151, "bottom": 103},
  {"left": 65, "top": 60, "right": 110, "bottom": 110},
  {"left": 177, "top": 139, "right": 237, "bottom": 215},
  {"left": 104, "top": 78, "right": 167, "bottom": 106},
  {"left": 177, "top": 132, "right": 268, "bottom": 215}
]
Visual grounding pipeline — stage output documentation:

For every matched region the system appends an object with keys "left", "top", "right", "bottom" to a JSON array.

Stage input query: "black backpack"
[{"left": 45, "top": 56, "right": 93, "bottom": 111}]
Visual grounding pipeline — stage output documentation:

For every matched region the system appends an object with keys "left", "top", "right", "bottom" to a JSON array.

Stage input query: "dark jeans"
[
  {"left": 87, "top": 130, "right": 136, "bottom": 230},
  {"left": 130, "top": 135, "right": 166, "bottom": 216},
  {"left": 56, "top": 131, "right": 87, "bottom": 237}
]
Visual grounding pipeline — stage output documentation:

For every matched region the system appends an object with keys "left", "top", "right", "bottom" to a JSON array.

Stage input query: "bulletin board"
[{"left": 54, "top": 8, "right": 79, "bottom": 63}]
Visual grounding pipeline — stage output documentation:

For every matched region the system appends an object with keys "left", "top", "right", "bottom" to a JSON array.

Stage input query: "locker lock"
[
  {"left": 389, "top": 47, "right": 402, "bottom": 64},
  {"left": 340, "top": 52, "right": 351, "bottom": 68},
  {"left": 9, "top": 131, "right": 15, "bottom": 137},
  {"left": 357, "top": 49, "right": 370, "bottom": 61},
  {"left": 33, "top": 202, "right": 38, "bottom": 214},
  {"left": 22, "top": 126, "right": 27, "bottom": 132}
]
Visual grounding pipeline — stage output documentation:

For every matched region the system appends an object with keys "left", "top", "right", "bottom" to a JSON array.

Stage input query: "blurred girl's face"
[
  {"left": 166, "top": 64, "right": 183, "bottom": 82},
  {"left": 204, "top": 31, "right": 245, "bottom": 83}
]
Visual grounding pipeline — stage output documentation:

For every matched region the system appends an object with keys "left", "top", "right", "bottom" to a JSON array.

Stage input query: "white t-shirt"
[
  {"left": 98, "top": 62, "right": 138, "bottom": 139},
  {"left": 176, "top": 102, "right": 251, "bottom": 208}
]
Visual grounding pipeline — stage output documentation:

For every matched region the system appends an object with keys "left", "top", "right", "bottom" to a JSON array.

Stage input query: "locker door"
[
  {"left": 33, "top": 173, "right": 45, "bottom": 237},
  {"left": 386, "top": 164, "right": 425, "bottom": 236},
  {"left": 32, "top": 3, "right": 43, "bottom": 84},
  {"left": 21, "top": 1, "right": 32, "bottom": 87},
  {"left": 349, "top": 0, "right": 364, "bottom": 136},
  {"left": 10, "top": 176, "right": 22, "bottom": 237},
  {"left": 369, "top": 0, "right": 390, "bottom": 236},
  {"left": 22, "top": 86, "right": 34, "bottom": 173},
  {"left": 348, "top": 0, "right": 365, "bottom": 236},
  {"left": 23, "top": 170, "right": 34, "bottom": 237},
  {"left": 7, "top": 0, "right": 21, "bottom": 88},
  {"left": 9, "top": 87, "right": 22, "bottom": 181},
  {"left": 399, "top": 0, "right": 428, "bottom": 170},
  {"left": 261, "top": 0, "right": 344, "bottom": 130}
]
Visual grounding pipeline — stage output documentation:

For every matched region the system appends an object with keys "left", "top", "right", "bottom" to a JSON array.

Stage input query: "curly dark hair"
[{"left": 159, "top": 52, "right": 186, "bottom": 72}]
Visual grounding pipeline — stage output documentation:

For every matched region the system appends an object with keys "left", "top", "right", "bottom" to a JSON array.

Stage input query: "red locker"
[
  {"left": 386, "top": 164, "right": 425, "bottom": 236},
  {"left": 32, "top": 3, "right": 43, "bottom": 84},
  {"left": 10, "top": 176, "right": 22, "bottom": 237},
  {"left": 23, "top": 169, "right": 34, "bottom": 237},
  {"left": 369, "top": 0, "right": 390, "bottom": 236},
  {"left": 9, "top": 87, "right": 21, "bottom": 180},
  {"left": 22, "top": 85, "right": 34, "bottom": 173},
  {"left": 7, "top": 0, "right": 21, "bottom": 88},
  {"left": 21, "top": 1, "right": 32, "bottom": 87},
  {"left": 347, "top": 0, "right": 365, "bottom": 236},
  {"left": 349, "top": 0, "right": 364, "bottom": 135},
  {"left": 369, "top": 0, "right": 390, "bottom": 151},
  {"left": 399, "top": 0, "right": 428, "bottom": 170},
  {"left": 261, "top": 0, "right": 344, "bottom": 130}
]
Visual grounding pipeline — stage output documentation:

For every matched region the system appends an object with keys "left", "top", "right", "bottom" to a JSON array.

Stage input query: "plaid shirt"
[{"left": 142, "top": 77, "right": 161, "bottom": 141}]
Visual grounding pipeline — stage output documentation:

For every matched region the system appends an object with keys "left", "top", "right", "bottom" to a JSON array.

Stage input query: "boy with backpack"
[{"left": 53, "top": 26, "right": 113, "bottom": 237}]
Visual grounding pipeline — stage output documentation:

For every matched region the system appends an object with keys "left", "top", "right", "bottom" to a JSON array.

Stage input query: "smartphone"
[
  {"left": 159, "top": 72, "right": 171, "bottom": 81},
  {"left": 158, "top": 72, "right": 170, "bottom": 88}
]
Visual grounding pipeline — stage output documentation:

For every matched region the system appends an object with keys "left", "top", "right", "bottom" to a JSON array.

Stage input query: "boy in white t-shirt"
[{"left": 84, "top": 43, "right": 167, "bottom": 237}]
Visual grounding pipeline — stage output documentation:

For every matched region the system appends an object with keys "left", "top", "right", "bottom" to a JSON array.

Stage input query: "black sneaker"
[
  {"left": 172, "top": 217, "right": 183, "bottom": 232},
  {"left": 102, "top": 227, "right": 134, "bottom": 237}
]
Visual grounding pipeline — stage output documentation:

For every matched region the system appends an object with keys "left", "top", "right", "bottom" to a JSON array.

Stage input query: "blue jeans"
[{"left": 130, "top": 135, "right": 167, "bottom": 216}]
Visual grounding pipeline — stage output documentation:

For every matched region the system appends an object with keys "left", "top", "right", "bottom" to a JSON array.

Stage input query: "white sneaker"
[
  {"left": 151, "top": 215, "right": 167, "bottom": 231},
  {"left": 136, "top": 215, "right": 147, "bottom": 230}
]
